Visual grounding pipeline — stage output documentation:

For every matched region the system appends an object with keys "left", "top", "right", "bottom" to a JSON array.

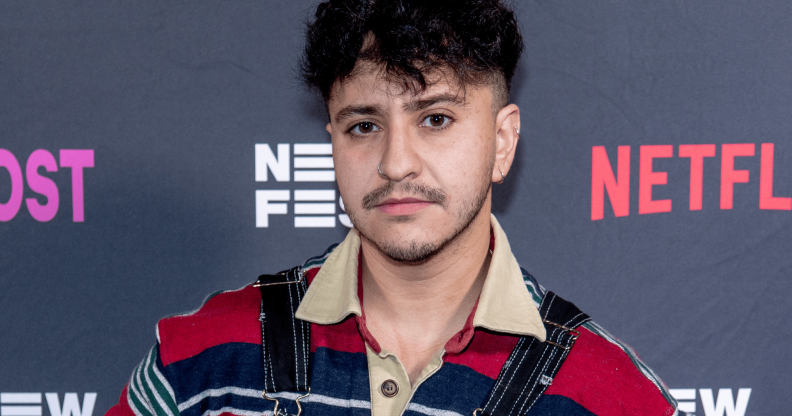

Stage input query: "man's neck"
[{"left": 359, "top": 211, "right": 492, "bottom": 382}]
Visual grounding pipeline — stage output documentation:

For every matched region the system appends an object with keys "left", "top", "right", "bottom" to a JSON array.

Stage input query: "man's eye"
[
  {"left": 421, "top": 114, "right": 451, "bottom": 128},
  {"left": 350, "top": 122, "right": 379, "bottom": 134}
]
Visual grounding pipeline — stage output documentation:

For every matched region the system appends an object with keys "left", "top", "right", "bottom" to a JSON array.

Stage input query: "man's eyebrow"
[
  {"left": 333, "top": 105, "right": 384, "bottom": 124},
  {"left": 403, "top": 93, "right": 467, "bottom": 112}
]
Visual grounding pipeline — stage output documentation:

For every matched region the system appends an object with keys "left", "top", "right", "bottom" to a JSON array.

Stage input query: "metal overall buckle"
[
  {"left": 262, "top": 389, "right": 310, "bottom": 416},
  {"left": 542, "top": 319, "right": 580, "bottom": 351}
]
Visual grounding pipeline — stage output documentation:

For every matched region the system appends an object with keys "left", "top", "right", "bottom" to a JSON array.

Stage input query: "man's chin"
[{"left": 377, "top": 240, "right": 442, "bottom": 264}]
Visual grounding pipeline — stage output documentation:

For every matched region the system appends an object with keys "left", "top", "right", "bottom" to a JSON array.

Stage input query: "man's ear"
[
  {"left": 492, "top": 104, "right": 520, "bottom": 183},
  {"left": 326, "top": 123, "right": 333, "bottom": 134}
]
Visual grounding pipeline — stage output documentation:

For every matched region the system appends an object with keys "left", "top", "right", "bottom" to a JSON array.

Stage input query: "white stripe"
[
  {"left": 293, "top": 144, "right": 332, "bottom": 155},
  {"left": 1, "top": 406, "right": 41, "bottom": 416},
  {"left": 669, "top": 389, "right": 696, "bottom": 400},
  {"left": 132, "top": 351, "right": 155, "bottom": 414},
  {"left": 133, "top": 350, "right": 157, "bottom": 414},
  {"left": 141, "top": 374, "right": 173, "bottom": 416},
  {"left": 406, "top": 403, "right": 464, "bottom": 416},
  {"left": 294, "top": 203, "right": 335, "bottom": 215},
  {"left": 0, "top": 395, "right": 40, "bottom": 405},
  {"left": 138, "top": 349, "right": 173, "bottom": 416},
  {"left": 294, "top": 157, "right": 334, "bottom": 168},
  {"left": 126, "top": 385, "right": 147, "bottom": 416},
  {"left": 178, "top": 388, "right": 262, "bottom": 412},
  {"left": 294, "top": 216, "right": 336, "bottom": 228},
  {"left": 150, "top": 350, "right": 177, "bottom": 406},
  {"left": 180, "top": 389, "right": 371, "bottom": 412},
  {"left": 294, "top": 190, "right": 335, "bottom": 201},
  {"left": 309, "top": 394, "right": 371, "bottom": 409},
  {"left": 141, "top": 349, "right": 175, "bottom": 416},
  {"left": 288, "top": 286, "right": 299, "bottom": 388},
  {"left": 294, "top": 170, "right": 335, "bottom": 182},
  {"left": 200, "top": 407, "right": 273, "bottom": 416},
  {"left": 677, "top": 402, "right": 695, "bottom": 413}
]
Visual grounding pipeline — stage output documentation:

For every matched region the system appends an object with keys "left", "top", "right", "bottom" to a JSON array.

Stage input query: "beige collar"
[{"left": 295, "top": 214, "right": 546, "bottom": 342}]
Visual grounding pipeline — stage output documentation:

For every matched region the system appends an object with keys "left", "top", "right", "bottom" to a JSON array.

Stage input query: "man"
[{"left": 108, "top": 1, "right": 680, "bottom": 415}]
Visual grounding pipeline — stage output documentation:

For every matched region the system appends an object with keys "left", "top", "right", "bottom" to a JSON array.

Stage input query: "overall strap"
[
  {"left": 478, "top": 291, "right": 590, "bottom": 416},
  {"left": 255, "top": 266, "right": 311, "bottom": 396}
]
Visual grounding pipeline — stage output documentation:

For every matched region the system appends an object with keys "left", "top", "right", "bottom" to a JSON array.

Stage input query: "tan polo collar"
[{"left": 295, "top": 214, "right": 546, "bottom": 342}]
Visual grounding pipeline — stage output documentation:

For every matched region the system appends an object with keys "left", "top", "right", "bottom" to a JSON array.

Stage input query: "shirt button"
[{"left": 381, "top": 379, "right": 399, "bottom": 397}]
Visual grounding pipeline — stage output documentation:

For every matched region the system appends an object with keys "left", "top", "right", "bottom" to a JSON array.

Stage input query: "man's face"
[{"left": 327, "top": 67, "right": 499, "bottom": 263}]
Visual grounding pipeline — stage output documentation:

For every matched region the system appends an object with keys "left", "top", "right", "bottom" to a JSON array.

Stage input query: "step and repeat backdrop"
[{"left": 1, "top": 1, "right": 789, "bottom": 415}]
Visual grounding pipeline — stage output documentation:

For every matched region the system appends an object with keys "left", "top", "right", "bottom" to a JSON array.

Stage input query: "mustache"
[{"left": 362, "top": 181, "right": 448, "bottom": 210}]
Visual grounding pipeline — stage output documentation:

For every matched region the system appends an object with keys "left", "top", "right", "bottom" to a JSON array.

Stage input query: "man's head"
[{"left": 301, "top": 0, "right": 523, "bottom": 264}]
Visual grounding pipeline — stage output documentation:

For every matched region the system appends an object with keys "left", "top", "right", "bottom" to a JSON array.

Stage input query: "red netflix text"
[{"left": 591, "top": 144, "right": 790, "bottom": 220}]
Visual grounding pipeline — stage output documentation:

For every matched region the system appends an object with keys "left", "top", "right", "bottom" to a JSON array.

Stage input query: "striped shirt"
[{"left": 107, "top": 216, "right": 679, "bottom": 416}]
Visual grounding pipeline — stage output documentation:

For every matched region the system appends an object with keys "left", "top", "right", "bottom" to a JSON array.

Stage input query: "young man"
[{"left": 108, "top": 1, "right": 680, "bottom": 415}]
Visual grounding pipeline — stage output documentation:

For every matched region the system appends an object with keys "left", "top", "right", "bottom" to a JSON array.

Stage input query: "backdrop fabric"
[{"left": 1, "top": 1, "right": 789, "bottom": 415}]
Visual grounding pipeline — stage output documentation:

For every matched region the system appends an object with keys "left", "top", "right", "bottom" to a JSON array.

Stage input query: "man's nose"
[{"left": 378, "top": 122, "right": 422, "bottom": 182}]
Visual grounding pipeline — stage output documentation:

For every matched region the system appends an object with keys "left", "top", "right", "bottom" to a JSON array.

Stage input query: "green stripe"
[
  {"left": 128, "top": 369, "right": 153, "bottom": 416},
  {"left": 302, "top": 244, "right": 338, "bottom": 269},
  {"left": 137, "top": 352, "right": 166, "bottom": 416},
  {"left": 129, "top": 359, "right": 154, "bottom": 416},
  {"left": 138, "top": 350, "right": 174, "bottom": 416},
  {"left": 144, "top": 348, "right": 180, "bottom": 416},
  {"left": 524, "top": 283, "right": 543, "bottom": 305}
]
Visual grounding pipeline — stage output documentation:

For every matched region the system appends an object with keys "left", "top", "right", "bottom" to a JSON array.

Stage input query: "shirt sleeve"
[
  {"left": 543, "top": 320, "right": 679, "bottom": 415},
  {"left": 105, "top": 344, "right": 180, "bottom": 416}
]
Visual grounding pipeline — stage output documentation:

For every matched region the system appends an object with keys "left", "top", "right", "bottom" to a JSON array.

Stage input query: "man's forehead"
[
  {"left": 328, "top": 65, "right": 480, "bottom": 122},
  {"left": 334, "top": 66, "right": 466, "bottom": 101}
]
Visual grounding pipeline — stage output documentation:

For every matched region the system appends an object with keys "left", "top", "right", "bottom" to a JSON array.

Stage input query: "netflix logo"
[{"left": 591, "top": 143, "right": 789, "bottom": 220}]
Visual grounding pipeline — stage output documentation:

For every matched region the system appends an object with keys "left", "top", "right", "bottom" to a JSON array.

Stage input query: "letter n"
[
  {"left": 255, "top": 144, "right": 290, "bottom": 182},
  {"left": 45, "top": 393, "right": 97, "bottom": 416},
  {"left": 591, "top": 146, "right": 630, "bottom": 220}
]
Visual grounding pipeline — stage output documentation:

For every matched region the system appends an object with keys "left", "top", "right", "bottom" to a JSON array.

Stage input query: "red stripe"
[
  {"left": 157, "top": 285, "right": 261, "bottom": 366},
  {"left": 304, "top": 266, "right": 320, "bottom": 284},
  {"left": 104, "top": 385, "right": 134, "bottom": 416},
  {"left": 311, "top": 318, "right": 367, "bottom": 354},
  {"left": 209, "top": 413, "right": 253, "bottom": 416},
  {"left": 544, "top": 326, "right": 675, "bottom": 415},
  {"left": 444, "top": 329, "right": 519, "bottom": 380},
  {"left": 157, "top": 266, "right": 325, "bottom": 367}
]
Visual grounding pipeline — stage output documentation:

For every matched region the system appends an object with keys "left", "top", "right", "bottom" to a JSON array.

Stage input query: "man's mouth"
[
  {"left": 362, "top": 181, "right": 448, "bottom": 212},
  {"left": 376, "top": 198, "right": 434, "bottom": 216}
]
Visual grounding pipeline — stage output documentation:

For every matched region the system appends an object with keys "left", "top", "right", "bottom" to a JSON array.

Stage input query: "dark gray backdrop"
[{"left": 1, "top": 1, "right": 789, "bottom": 415}]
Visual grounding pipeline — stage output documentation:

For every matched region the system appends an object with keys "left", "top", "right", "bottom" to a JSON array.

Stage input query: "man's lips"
[{"left": 376, "top": 198, "right": 434, "bottom": 215}]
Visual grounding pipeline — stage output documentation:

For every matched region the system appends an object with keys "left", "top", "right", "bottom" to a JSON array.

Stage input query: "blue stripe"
[
  {"left": 162, "top": 344, "right": 373, "bottom": 416},
  {"left": 162, "top": 343, "right": 265, "bottom": 405},
  {"left": 181, "top": 394, "right": 269, "bottom": 416},
  {"left": 309, "top": 348, "right": 371, "bottom": 402},
  {"left": 528, "top": 394, "right": 596, "bottom": 415},
  {"left": 408, "top": 362, "right": 496, "bottom": 415}
]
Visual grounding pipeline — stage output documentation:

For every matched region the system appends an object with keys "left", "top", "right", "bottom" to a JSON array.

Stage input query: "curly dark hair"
[{"left": 300, "top": 0, "right": 523, "bottom": 108}]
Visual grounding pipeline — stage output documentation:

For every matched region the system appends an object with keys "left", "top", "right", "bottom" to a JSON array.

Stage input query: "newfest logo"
[
  {"left": 669, "top": 388, "right": 751, "bottom": 416},
  {"left": 254, "top": 143, "right": 352, "bottom": 229},
  {"left": 0, "top": 149, "right": 94, "bottom": 222},
  {"left": 591, "top": 143, "right": 789, "bottom": 220},
  {"left": 0, "top": 393, "right": 95, "bottom": 416}
]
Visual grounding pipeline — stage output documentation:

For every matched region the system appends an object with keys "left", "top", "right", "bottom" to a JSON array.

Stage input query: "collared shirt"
[
  {"left": 108, "top": 214, "right": 680, "bottom": 416},
  {"left": 296, "top": 215, "right": 546, "bottom": 416}
]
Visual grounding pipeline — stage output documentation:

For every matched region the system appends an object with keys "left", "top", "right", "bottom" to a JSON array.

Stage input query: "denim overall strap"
[
  {"left": 478, "top": 291, "right": 591, "bottom": 416},
  {"left": 255, "top": 267, "right": 311, "bottom": 400}
]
